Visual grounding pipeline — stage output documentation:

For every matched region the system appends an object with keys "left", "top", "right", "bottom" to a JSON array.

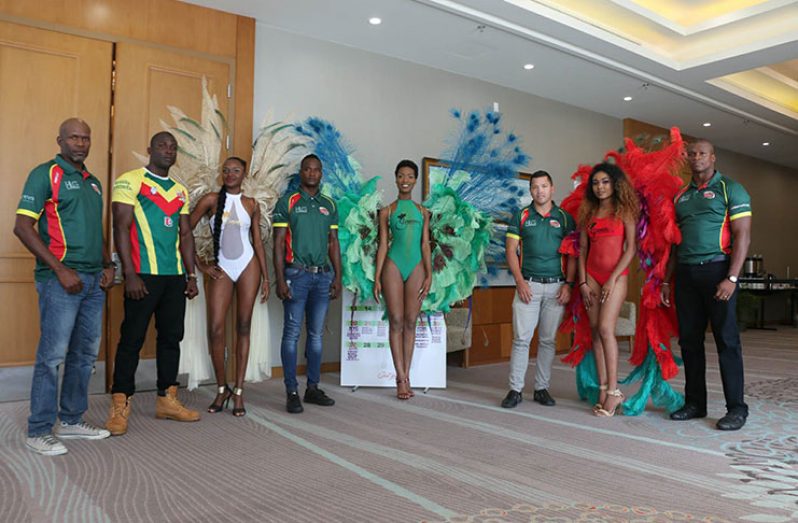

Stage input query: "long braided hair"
[{"left": 212, "top": 156, "right": 248, "bottom": 265}]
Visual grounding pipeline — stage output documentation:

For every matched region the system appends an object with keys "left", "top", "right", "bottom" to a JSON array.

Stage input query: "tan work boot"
[
  {"left": 155, "top": 385, "right": 200, "bottom": 422},
  {"left": 106, "top": 393, "right": 132, "bottom": 436}
]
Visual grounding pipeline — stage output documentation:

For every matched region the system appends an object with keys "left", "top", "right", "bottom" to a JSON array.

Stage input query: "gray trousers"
[{"left": 508, "top": 280, "right": 565, "bottom": 392}]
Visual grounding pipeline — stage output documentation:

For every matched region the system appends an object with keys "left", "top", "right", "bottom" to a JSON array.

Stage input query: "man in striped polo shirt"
[
  {"left": 105, "top": 132, "right": 200, "bottom": 436},
  {"left": 662, "top": 139, "right": 752, "bottom": 431},
  {"left": 273, "top": 154, "right": 343, "bottom": 413},
  {"left": 15, "top": 118, "right": 115, "bottom": 455}
]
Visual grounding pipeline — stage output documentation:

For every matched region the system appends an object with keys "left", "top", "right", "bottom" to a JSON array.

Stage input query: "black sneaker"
[
  {"left": 286, "top": 391, "right": 304, "bottom": 414},
  {"left": 304, "top": 387, "right": 335, "bottom": 407},
  {"left": 533, "top": 389, "right": 556, "bottom": 406},
  {"left": 501, "top": 390, "right": 522, "bottom": 409}
]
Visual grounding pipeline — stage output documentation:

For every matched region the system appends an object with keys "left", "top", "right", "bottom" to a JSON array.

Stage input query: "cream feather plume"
[
  {"left": 134, "top": 78, "right": 307, "bottom": 262},
  {"left": 243, "top": 110, "right": 309, "bottom": 246}
]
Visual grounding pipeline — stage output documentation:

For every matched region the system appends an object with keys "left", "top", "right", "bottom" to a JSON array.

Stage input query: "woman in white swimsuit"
[{"left": 190, "top": 157, "right": 270, "bottom": 416}]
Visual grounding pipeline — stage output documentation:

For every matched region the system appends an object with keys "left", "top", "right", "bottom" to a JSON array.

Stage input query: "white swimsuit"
[{"left": 210, "top": 193, "right": 254, "bottom": 282}]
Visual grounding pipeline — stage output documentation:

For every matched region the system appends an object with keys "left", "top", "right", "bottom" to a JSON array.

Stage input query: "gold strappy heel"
[
  {"left": 593, "top": 384, "right": 608, "bottom": 414},
  {"left": 596, "top": 388, "right": 624, "bottom": 417}
]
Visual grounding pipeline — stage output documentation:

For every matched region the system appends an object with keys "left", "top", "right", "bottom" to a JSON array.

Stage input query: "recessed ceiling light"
[
  {"left": 368, "top": 17, "right": 382, "bottom": 25},
  {"left": 703, "top": 122, "right": 712, "bottom": 127},
  {"left": 623, "top": 96, "right": 633, "bottom": 101},
  {"left": 523, "top": 64, "right": 535, "bottom": 70},
  {"left": 762, "top": 142, "right": 770, "bottom": 146}
]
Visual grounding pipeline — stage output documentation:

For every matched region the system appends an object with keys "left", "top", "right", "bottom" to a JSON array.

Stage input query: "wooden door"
[
  {"left": 107, "top": 43, "right": 231, "bottom": 387},
  {"left": 0, "top": 21, "right": 112, "bottom": 367}
]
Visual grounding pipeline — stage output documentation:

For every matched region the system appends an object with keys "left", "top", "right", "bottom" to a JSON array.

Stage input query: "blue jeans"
[
  {"left": 28, "top": 272, "right": 104, "bottom": 437},
  {"left": 279, "top": 267, "right": 333, "bottom": 392}
]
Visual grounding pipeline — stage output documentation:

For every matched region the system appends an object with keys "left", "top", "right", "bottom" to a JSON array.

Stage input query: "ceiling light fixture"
[
  {"left": 623, "top": 96, "right": 633, "bottom": 101},
  {"left": 368, "top": 17, "right": 382, "bottom": 25},
  {"left": 523, "top": 63, "right": 535, "bottom": 70},
  {"left": 703, "top": 122, "right": 712, "bottom": 127},
  {"left": 762, "top": 142, "right": 770, "bottom": 146}
]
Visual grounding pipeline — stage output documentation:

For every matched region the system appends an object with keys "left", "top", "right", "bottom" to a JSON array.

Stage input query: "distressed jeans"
[
  {"left": 28, "top": 272, "right": 104, "bottom": 437},
  {"left": 279, "top": 267, "right": 333, "bottom": 392},
  {"left": 508, "top": 281, "right": 565, "bottom": 393}
]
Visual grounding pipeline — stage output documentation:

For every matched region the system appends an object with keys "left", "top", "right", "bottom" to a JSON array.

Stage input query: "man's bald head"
[
  {"left": 57, "top": 118, "right": 91, "bottom": 168},
  {"left": 59, "top": 118, "right": 91, "bottom": 139},
  {"left": 150, "top": 131, "right": 176, "bottom": 149},
  {"left": 688, "top": 139, "right": 714, "bottom": 155}
]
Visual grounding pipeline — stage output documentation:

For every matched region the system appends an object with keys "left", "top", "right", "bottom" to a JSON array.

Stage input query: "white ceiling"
[{"left": 183, "top": 0, "right": 798, "bottom": 169}]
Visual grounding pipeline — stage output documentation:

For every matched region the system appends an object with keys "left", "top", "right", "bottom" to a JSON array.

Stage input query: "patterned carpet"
[{"left": 1, "top": 329, "right": 796, "bottom": 522}]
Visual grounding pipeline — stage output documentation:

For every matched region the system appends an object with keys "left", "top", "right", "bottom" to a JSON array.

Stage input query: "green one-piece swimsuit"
[{"left": 388, "top": 199, "right": 424, "bottom": 281}]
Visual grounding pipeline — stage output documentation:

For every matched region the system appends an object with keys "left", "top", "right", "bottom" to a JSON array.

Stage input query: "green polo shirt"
[
  {"left": 273, "top": 188, "right": 339, "bottom": 267},
  {"left": 506, "top": 203, "right": 574, "bottom": 279},
  {"left": 16, "top": 155, "right": 104, "bottom": 282},
  {"left": 674, "top": 171, "right": 751, "bottom": 265}
]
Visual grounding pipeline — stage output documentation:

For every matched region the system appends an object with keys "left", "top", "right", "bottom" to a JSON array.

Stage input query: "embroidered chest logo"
[
  {"left": 549, "top": 220, "right": 561, "bottom": 228},
  {"left": 164, "top": 216, "right": 174, "bottom": 227},
  {"left": 64, "top": 180, "right": 81, "bottom": 190},
  {"left": 678, "top": 193, "right": 691, "bottom": 203},
  {"left": 703, "top": 191, "right": 716, "bottom": 199},
  {"left": 524, "top": 220, "right": 537, "bottom": 227},
  {"left": 150, "top": 186, "right": 158, "bottom": 195},
  {"left": 293, "top": 206, "right": 308, "bottom": 214},
  {"left": 90, "top": 183, "right": 101, "bottom": 195},
  {"left": 319, "top": 206, "right": 330, "bottom": 216}
]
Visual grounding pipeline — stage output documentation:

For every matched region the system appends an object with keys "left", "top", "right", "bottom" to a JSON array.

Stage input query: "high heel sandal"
[
  {"left": 407, "top": 378, "right": 415, "bottom": 398},
  {"left": 208, "top": 385, "right": 233, "bottom": 413},
  {"left": 231, "top": 387, "right": 246, "bottom": 417},
  {"left": 396, "top": 378, "right": 411, "bottom": 400},
  {"left": 592, "top": 384, "right": 608, "bottom": 414},
  {"left": 596, "top": 388, "right": 624, "bottom": 417}
]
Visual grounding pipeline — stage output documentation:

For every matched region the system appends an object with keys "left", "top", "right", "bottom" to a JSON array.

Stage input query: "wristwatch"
[{"left": 727, "top": 274, "right": 738, "bottom": 284}]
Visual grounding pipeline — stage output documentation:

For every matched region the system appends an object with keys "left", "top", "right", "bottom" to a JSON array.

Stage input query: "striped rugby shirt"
[
  {"left": 16, "top": 155, "right": 104, "bottom": 282},
  {"left": 111, "top": 168, "right": 189, "bottom": 275}
]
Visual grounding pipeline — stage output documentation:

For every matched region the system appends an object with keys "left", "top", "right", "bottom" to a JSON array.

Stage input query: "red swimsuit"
[{"left": 586, "top": 216, "right": 628, "bottom": 286}]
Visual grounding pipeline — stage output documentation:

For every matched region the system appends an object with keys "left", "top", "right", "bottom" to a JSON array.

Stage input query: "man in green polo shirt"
[
  {"left": 14, "top": 118, "right": 115, "bottom": 455},
  {"left": 501, "top": 170, "right": 575, "bottom": 409},
  {"left": 662, "top": 139, "right": 751, "bottom": 431},
  {"left": 273, "top": 154, "right": 343, "bottom": 413}
]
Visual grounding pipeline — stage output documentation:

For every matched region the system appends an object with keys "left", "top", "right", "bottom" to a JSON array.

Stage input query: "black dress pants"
[
  {"left": 675, "top": 261, "right": 748, "bottom": 415},
  {"left": 111, "top": 274, "right": 186, "bottom": 396}
]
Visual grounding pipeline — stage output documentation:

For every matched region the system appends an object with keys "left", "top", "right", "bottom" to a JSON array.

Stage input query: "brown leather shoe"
[
  {"left": 106, "top": 393, "right": 131, "bottom": 436},
  {"left": 155, "top": 385, "right": 200, "bottom": 422}
]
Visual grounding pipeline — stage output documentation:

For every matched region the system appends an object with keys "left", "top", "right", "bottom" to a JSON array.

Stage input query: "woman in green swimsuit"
[{"left": 374, "top": 160, "right": 432, "bottom": 400}]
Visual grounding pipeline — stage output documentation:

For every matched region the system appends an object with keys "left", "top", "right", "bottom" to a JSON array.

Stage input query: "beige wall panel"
[
  {"left": 0, "top": 20, "right": 111, "bottom": 366},
  {"left": 0, "top": 0, "right": 238, "bottom": 58},
  {"left": 108, "top": 42, "right": 230, "bottom": 371}
]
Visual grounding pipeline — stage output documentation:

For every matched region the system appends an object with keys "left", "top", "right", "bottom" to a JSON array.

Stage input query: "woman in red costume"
[{"left": 578, "top": 162, "right": 638, "bottom": 416}]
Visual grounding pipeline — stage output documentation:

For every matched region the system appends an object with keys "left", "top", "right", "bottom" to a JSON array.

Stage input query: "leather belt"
[
  {"left": 527, "top": 276, "right": 564, "bottom": 284},
  {"left": 696, "top": 255, "right": 729, "bottom": 266},
  {"left": 288, "top": 263, "right": 331, "bottom": 273}
]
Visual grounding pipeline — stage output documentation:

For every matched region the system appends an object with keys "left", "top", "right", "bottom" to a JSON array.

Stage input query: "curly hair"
[{"left": 578, "top": 162, "right": 639, "bottom": 226}]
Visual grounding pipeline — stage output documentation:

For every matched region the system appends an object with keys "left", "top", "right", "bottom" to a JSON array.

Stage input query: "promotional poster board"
[{"left": 340, "top": 290, "right": 446, "bottom": 388}]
